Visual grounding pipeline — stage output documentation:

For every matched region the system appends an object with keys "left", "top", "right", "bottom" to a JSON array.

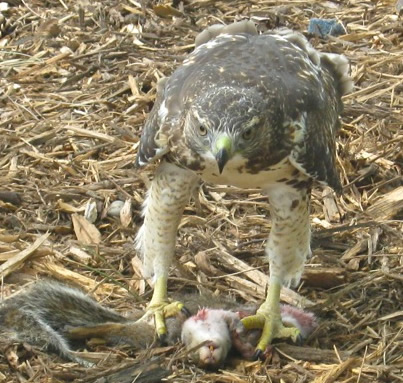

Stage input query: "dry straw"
[{"left": 0, "top": 0, "right": 402, "bottom": 382}]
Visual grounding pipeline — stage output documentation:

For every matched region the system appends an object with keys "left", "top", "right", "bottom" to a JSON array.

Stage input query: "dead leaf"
[
  {"left": 71, "top": 214, "right": 101, "bottom": 244},
  {"left": 153, "top": 4, "right": 183, "bottom": 18},
  {"left": 120, "top": 199, "right": 132, "bottom": 228},
  {"left": 57, "top": 199, "right": 82, "bottom": 213}
]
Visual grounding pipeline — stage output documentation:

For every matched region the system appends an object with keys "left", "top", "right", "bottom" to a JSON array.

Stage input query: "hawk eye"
[
  {"left": 198, "top": 125, "right": 208, "bottom": 136},
  {"left": 242, "top": 128, "right": 253, "bottom": 140}
]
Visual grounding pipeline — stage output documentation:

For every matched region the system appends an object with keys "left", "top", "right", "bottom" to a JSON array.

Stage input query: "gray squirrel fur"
[{"left": 0, "top": 280, "right": 185, "bottom": 366}]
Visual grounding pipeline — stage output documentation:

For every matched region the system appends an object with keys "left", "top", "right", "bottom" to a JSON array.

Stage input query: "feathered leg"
[
  {"left": 242, "top": 183, "right": 311, "bottom": 358},
  {"left": 136, "top": 161, "right": 198, "bottom": 336}
]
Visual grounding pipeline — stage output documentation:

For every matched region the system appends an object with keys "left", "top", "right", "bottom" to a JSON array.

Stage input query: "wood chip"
[
  {"left": 0, "top": 233, "right": 50, "bottom": 278},
  {"left": 366, "top": 186, "right": 403, "bottom": 220},
  {"left": 0, "top": 0, "right": 401, "bottom": 381}
]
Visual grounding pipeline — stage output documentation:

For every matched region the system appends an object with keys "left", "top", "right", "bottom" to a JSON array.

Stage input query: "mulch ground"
[{"left": 0, "top": 0, "right": 402, "bottom": 382}]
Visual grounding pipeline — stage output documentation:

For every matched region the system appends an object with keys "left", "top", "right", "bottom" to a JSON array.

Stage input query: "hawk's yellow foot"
[
  {"left": 145, "top": 276, "right": 190, "bottom": 340},
  {"left": 241, "top": 278, "right": 301, "bottom": 360}
]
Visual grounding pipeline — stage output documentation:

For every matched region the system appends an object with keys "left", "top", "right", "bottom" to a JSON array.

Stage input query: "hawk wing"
[
  {"left": 135, "top": 77, "right": 169, "bottom": 167},
  {"left": 288, "top": 49, "right": 352, "bottom": 193}
]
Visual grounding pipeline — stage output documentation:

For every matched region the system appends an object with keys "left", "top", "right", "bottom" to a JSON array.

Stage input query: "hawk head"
[{"left": 183, "top": 86, "right": 278, "bottom": 174}]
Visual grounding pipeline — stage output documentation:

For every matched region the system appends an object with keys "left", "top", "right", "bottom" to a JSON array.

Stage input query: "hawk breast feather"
[{"left": 135, "top": 23, "right": 352, "bottom": 192}]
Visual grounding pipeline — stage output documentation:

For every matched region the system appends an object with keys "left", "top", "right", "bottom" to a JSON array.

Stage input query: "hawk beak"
[
  {"left": 216, "top": 148, "right": 229, "bottom": 174},
  {"left": 214, "top": 136, "right": 232, "bottom": 174}
]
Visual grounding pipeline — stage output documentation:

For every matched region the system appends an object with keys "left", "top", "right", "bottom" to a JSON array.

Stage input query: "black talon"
[
  {"left": 253, "top": 349, "right": 265, "bottom": 361},
  {"left": 159, "top": 333, "right": 168, "bottom": 345},
  {"left": 181, "top": 305, "right": 191, "bottom": 318},
  {"left": 296, "top": 333, "right": 304, "bottom": 346}
]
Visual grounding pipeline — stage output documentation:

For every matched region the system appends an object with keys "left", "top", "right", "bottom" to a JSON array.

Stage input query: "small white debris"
[
  {"left": 84, "top": 199, "right": 98, "bottom": 223},
  {"left": 107, "top": 200, "right": 125, "bottom": 217},
  {"left": 0, "top": 2, "right": 9, "bottom": 12}
]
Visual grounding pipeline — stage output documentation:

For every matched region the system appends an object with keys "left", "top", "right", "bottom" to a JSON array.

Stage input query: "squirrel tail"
[{"left": 0, "top": 305, "right": 93, "bottom": 367}]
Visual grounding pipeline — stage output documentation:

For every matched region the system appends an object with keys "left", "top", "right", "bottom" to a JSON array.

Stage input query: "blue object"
[{"left": 308, "top": 18, "right": 346, "bottom": 37}]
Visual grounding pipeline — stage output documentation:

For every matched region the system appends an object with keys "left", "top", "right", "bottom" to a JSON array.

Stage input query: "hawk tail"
[{"left": 320, "top": 53, "right": 353, "bottom": 97}]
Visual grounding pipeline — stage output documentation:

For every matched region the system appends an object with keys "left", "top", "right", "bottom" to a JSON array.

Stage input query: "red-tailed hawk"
[{"left": 135, "top": 20, "right": 352, "bottom": 359}]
